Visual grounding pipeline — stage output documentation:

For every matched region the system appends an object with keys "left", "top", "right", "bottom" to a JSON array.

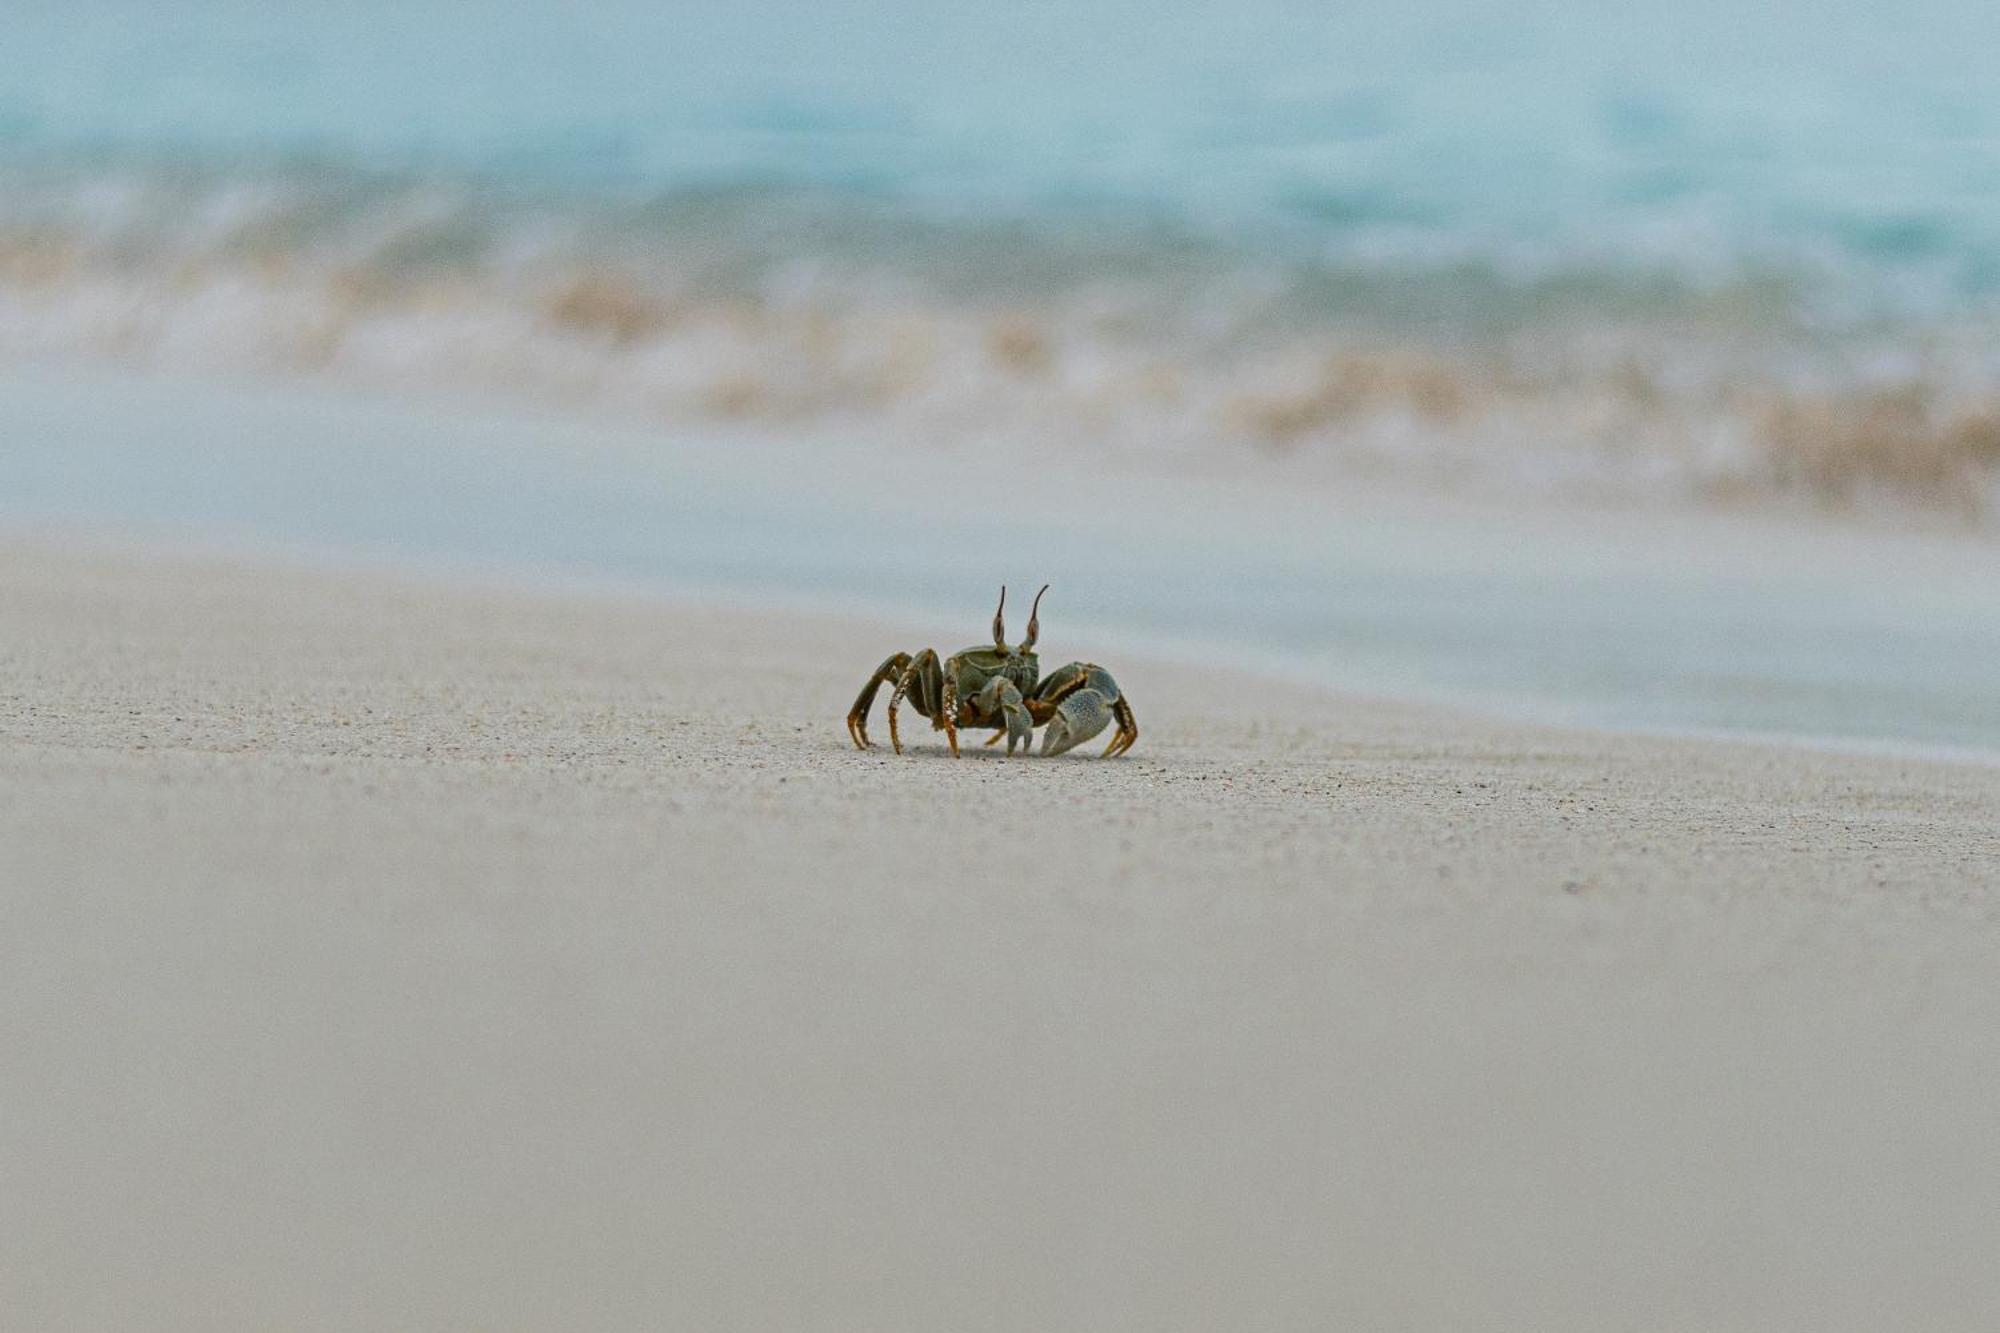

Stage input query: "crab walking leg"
[
  {"left": 846, "top": 651, "right": 913, "bottom": 750},
  {"left": 939, "top": 657, "right": 963, "bottom": 757},
  {"left": 885, "top": 648, "right": 942, "bottom": 756},
  {"left": 1105, "top": 696, "right": 1139, "bottom": 757},
  {"left": 973, "top": 675, "right": 1035, "bottom": 755}
]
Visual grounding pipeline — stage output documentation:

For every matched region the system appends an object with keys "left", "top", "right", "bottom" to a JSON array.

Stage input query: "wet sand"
[
  {"left": 11, "top": 362, "right": 2000, "bottom": 760},
  {"left": 5, "top": 537, "right": 2000, "bottom": 1330}
]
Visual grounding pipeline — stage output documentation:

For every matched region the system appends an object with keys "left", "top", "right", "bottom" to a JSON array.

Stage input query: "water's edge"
[{"left": 6, "top": 364, "right": 1999, "bottom": 767}]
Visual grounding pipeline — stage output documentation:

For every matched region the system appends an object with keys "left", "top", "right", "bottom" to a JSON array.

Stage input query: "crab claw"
[
  {"left": 1041, "top": 687, "right": 1113, "bottom": 756},
  {"left": 975, "top": 674, "right": 1035, "bottom": 755}
]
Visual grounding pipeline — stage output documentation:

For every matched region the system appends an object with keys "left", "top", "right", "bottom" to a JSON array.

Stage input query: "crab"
[{"left": 846, "top": 585, "right": 1138, "bottom": 758}]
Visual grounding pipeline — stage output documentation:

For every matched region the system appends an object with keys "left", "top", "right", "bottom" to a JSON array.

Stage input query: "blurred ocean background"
[
  {"left": 6, "top": 0, "right": 2000, "bottom": 757},
  {"left": 6, "top": 0, "right": 2000, "bottom": 515}
]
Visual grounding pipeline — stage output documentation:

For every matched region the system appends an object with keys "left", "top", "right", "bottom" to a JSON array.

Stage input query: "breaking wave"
[{"left": 5, "top": 159, "right": 1999, "bottom": 521}]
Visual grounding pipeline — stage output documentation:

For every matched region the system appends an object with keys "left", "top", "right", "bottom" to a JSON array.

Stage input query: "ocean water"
[
  {"left": 7, "top": 0, "right": 1999, "bottom": 297},
  {"left": 5, "top": 0, "right": 2000, "bottom": 511}
]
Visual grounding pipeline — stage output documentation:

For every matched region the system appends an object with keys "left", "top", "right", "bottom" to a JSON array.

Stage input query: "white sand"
[{"left": 5, "top": 537, "right": 2000, "bottom": 1330}]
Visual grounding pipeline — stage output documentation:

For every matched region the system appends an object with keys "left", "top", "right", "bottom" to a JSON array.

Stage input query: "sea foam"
[{"left": 5, "top": 162, "right": 1997, "bottom": 521}]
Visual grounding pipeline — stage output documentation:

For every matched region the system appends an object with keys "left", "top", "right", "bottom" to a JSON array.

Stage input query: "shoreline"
[
  {"left": 20, "top": 516, "right": 2000, "bottom": 777},
  {"left": 9, "top": 361, "right": 2000, "bottom": 762}
]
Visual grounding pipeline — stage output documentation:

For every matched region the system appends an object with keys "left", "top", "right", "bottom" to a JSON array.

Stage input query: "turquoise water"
[
  {"left": 5, "top": 0, "right": 1999, "bottom": 318},
  {"left": 6, "top": 1, "right": 2000, "bottom": 518}
]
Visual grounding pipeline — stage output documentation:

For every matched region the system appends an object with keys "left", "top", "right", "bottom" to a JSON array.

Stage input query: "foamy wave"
[{"left": 5, "top": 162, "right": 1999, "bottom": 521}]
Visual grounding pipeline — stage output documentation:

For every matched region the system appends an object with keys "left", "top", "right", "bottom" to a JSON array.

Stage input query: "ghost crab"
[{"left": 846, "top": 586, "right": 1138, "bottom": 758}]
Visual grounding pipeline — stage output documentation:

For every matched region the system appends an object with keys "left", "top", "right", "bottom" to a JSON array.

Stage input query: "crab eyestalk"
[
  {"left": 991, "top": 585, "right": 1008, "bottom": 650},
  {"left": 1019, "top": 584, "right": 1048, "bottom": 653}
]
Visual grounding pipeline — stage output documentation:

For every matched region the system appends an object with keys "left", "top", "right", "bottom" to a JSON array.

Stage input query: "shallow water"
[
  {"left": 5, "top": 2, "right": 2000, "bottom": 514},
  {"left": 8, "top": 366, "right": 1998, "bottom": 762}
]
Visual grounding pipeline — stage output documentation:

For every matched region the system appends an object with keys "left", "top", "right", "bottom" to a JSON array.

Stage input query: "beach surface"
[{"left": 5, "top": 535, "right": 2000, "bottom": 1330}]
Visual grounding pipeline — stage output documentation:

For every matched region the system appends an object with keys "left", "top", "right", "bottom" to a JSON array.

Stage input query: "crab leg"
[
  {"left": 938, "top": 657, "right": 963, "bottom": 757},
  {"left": 1105, "top": 696, "right": 1139, "bottom": 757},
  {"left": 846, "top": 651, "right": 913, "bottom": 750},
  {"left": 887, "top": 648, "right": 944, "bottom": 756}
]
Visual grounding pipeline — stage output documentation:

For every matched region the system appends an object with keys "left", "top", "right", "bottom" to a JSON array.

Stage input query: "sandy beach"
[
  {"left": 6, "top": 535, "right": 1999, "bottom": 1329},
  {"left": 12, "top": 3, "right": 2000, "bottom": 1326}
]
